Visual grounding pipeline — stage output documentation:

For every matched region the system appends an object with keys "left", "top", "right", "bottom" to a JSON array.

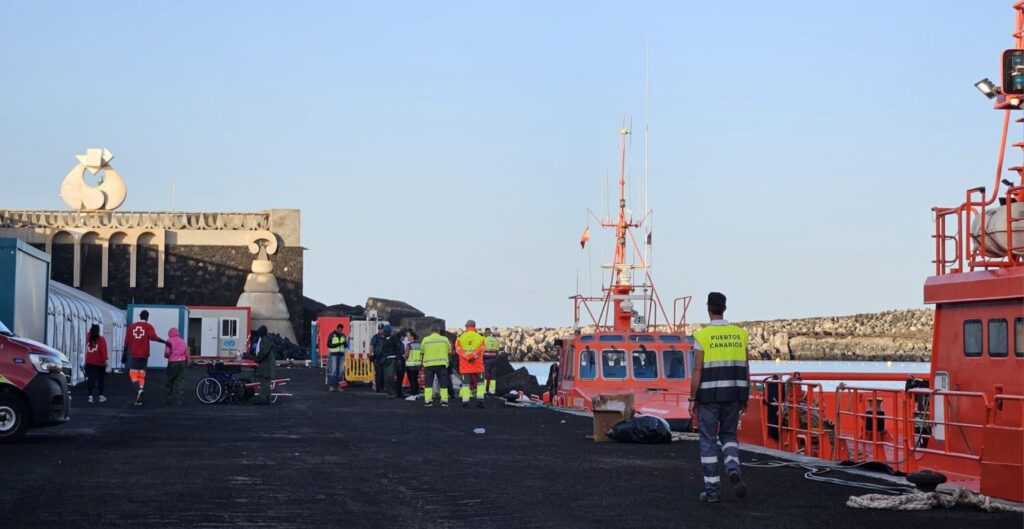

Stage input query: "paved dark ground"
[{"left": 1, "top": 367, "right": 1019, "bottom": 529}]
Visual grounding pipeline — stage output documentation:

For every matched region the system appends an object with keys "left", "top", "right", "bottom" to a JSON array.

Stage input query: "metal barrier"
[
  {"left": 344, "top": 355, "right": 375, "bottom": 383},
  {"left": 906, "top": 389, "right": 990, "bottom": 463},
  {"left": 755, "top": 378, "right": 833, "bottom": 459},
  {"left": 834, "top": 385, "right": 913, "bottom": 472}
]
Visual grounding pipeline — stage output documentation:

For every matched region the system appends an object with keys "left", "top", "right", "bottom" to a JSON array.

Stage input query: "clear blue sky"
[{"left": 0, "top": 1, "right": 1013, "bottom": 326}]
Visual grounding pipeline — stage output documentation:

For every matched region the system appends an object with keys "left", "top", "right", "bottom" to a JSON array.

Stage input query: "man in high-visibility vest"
[
  {"left": 483, "top": 328, "right": 501, "bottom": 394},
  {"left": 689, "top": 292, "right": 750, "bottom": 503},
  {"left": 421, "top": 325, "right": 451, "bottom": 407},
  {"left": 326, "top": 324, "right": 347, "bottom": 392},
  {"left": 456, "top": 320, "right": 487, "bottom": 408}
]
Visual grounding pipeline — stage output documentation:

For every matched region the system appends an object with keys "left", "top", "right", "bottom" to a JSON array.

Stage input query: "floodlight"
[{"left": 975, "top": 78, "right": 1000, "bottom": 99}]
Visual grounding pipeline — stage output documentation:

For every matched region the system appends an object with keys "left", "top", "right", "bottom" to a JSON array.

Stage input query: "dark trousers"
[
  {"left": 256, "top": 375, "right": 272, "bottom": 403},
  {"left": 165, "top": 361, "right": 187, "bottom": 404},
  {"left": 423, "top": 366, "right": 451, "bottom": 394},
  {"left": 374, "top": 358, "right": 385, "bottom": 392},
  {"left": 400, "top": 367, "right": 421, "bottom": 395},
  {"left": 697, "top": 401, "right": 743, "bottom": 495},
  {"left": 85, "top": 364, "right": 105, "bottom": 397},
  {"left": 383, "top": 358, "right": 399, "bottom": 396}
]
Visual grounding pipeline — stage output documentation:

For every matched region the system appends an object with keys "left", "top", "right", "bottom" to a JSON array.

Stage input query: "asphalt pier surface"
[{"left": 1, "top": 367, "right": 1019, "bottom": 529}]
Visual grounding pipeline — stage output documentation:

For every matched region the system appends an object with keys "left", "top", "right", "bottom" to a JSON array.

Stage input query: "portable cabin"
[
  {"left": 186, "top": 306, "right": 251, "bottom": 360},
  {"left": 0, "top": 238, "right": 50, "bottom": 344},
  {"left": 126, "top": 304, "right": 189, "bottom": 369}
]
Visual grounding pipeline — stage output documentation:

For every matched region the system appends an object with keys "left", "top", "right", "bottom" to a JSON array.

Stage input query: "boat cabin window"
[
  {"left": 599, "top": 335, "right": 625, "bottom": 343},
  {"left": 989, "top": 319, "right": 1008, "bottom": 358},
  {"left": 1016, "top": 318, "right": 1024, "bottom": 357},
  {"left": 562, "top": 350, "right": 574, "bottom": 382},
  {"left": 580, "top": 335, "right": 594, "bottom": 343},
  {"left": 663, "top": 349, "right": 686, "bottom": 379},
  {"left": 631, "top": 348, "right": 658, "bottom": 379},
  {"left": 963, "top": 320, "right": 982, "bottom": 357},
  {"left": 629, "top": 335, "right": 656, "bottom": 343},
  {"left": 658, "top": 335, "right": 683, "bottom": 343},
  {"left": 601, "top": 349, "right": 627, "bottom": 379},
  {"left": 579, "top": 348, "right": 597, "bottom": 380}
]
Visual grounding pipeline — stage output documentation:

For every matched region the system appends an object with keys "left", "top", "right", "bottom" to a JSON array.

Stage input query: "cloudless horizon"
[{"left": 0, "top": 2, "right": 1014, "bottom": 327}]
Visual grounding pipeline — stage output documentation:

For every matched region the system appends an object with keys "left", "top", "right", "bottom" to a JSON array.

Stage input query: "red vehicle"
[
  {"left": 551, "top": 125, "right": 695, "bottom": 429},
  {"left": 0, "top": 318, "right": 71, "bottom": 443},
  {"left": 734, "top": 3, "right": 1024, "bottom": 503}
]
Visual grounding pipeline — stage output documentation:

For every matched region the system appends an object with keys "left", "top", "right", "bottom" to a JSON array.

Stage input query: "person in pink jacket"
[{"left": 163, "top": 327, "right": 189, "bottom": 405}]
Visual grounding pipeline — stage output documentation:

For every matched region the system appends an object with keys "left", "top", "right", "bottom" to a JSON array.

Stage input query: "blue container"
[{"left": 0, "top": 238, "right": 51, "bottom": 343}]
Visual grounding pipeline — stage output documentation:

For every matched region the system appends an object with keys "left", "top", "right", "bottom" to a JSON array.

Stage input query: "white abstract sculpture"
[
  {"left": 237, "top": 238, "right": 297, "bottom": 343},
  {"left": 60, "top": 148, "right": 127, "bottom": 211}
]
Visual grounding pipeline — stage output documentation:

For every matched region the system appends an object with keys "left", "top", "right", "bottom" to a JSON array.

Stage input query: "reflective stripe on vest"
[
  {"left": 693, "top": 324, "right": 749, "bottom": 403},
  {"left": 457, "top": 330, "right": 485, "bottom": 358},
  {"left": 484, "top": 336, "right": 499, "bottom": 352},
  {"left": 407, "top": 343, "right": 423, "bottom": 367},
  {"left": 421, "top": 334, "right": 450, "bottom": 367},
  {"left": 327, "top": 333, "right": 346, "bottom": 354}
]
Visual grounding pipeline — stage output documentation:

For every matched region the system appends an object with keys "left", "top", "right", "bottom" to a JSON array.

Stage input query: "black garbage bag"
[{"left": 606, "top": 415, "right": 672, "bottom": 444}]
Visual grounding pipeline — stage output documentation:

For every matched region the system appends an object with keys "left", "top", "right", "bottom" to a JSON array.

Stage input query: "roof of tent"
[{"left": 48, "top": 281, "right": 126, "bottom": 327}]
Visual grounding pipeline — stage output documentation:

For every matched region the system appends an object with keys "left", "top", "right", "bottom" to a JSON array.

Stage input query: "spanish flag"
[{"left": 580, "top": 227, "right": 590, "bottom": 249}]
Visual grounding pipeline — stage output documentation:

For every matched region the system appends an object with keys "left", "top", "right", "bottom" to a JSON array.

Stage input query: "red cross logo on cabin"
[{"left": 132, "top": 326, "right": 146, "bottom": 340}]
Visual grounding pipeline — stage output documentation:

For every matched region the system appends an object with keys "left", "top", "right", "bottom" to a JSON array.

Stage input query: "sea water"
[{"left": 511, "top": 360, "right": 931, "bottom": 391}]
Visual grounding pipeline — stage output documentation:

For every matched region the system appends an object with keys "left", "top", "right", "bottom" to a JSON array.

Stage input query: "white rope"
[
  {"left": 847, "top": 489, "right": 1024, "bottom": 513},
  {"left": 670, "top": 435, "right": 1023, "bottom": 513}
]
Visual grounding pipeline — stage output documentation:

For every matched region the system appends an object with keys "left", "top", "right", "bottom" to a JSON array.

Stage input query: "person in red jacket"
[
  {"left": 124, "top": 310, "right": 166, "bottom": 406},
  {"left": 85, "top": 324, "right": 108, "bottom": 404}
]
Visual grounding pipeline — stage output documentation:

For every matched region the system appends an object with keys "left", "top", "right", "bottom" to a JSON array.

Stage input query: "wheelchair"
[{"left": 195, "top": 362, "right": 255, "bottom": 405}]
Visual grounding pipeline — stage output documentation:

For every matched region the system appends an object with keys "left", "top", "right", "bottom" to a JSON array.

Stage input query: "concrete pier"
[{"left": 1, "top": 369, "right": 1017, "bottom": 528}]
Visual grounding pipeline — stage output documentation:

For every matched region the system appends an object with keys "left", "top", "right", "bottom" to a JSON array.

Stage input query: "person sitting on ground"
[{"left": 85, "top": 324, "right": 108, "bottom": 404}]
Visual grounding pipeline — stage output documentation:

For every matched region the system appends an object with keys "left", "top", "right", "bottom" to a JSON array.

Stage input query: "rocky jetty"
[
  {"left": 310, "top": 297, "right": 446, "bottom": 342},
  {"left": 472, "top": 309, "right": 934, "bottom": 362}
]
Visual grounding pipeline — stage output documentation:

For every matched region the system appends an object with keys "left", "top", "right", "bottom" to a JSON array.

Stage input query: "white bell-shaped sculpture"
[
  {"left": 60, "top": 148, "right": 127, "bottom": 211},
  {"left": 237, "top": 239, "right": 297, "bottom": 343}
]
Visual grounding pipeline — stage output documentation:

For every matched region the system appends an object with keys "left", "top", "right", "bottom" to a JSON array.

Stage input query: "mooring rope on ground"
[{"left": 847, "top": 489, "right": 1024, "bottom": 513}]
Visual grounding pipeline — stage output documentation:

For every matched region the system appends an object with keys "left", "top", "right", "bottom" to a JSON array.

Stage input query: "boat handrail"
[{"left": 751, "top": 372, "right": 927, "bottom": 383}]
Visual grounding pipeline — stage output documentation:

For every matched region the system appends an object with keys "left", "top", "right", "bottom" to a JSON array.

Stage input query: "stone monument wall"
[{"left": 2, "top": 209, "right": 306, "bottom": 345}]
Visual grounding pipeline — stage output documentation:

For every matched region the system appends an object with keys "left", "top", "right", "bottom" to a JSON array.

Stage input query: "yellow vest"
[
  {"left": 457, "top": 330, "right": 485, "bottom": 357},
  {"left": 420, "top": 333, "right": 450, "bottom": 368},
  {"left": 484, "top": 336, "right": 500, "bottom": 352},
  {"left": 693, "top": 323, "right": 749, "bottom": 403},
  {"left": 327, "top": 332, "right": 347, "bottom": 354}
]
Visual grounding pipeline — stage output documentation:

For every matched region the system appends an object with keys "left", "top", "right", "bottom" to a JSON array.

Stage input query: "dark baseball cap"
[{"left": 377, "top": 323, "right": 384, "bottom": 330}]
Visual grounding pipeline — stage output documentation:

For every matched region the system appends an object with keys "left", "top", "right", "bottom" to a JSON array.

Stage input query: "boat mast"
[{"left": 610, "top": 125, "right": 634, "bottom": 331}]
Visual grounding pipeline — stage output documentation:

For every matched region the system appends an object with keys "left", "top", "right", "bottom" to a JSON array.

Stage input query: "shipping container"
[{"left": 0, "top": 238, "right": 50, "bottom": 344}]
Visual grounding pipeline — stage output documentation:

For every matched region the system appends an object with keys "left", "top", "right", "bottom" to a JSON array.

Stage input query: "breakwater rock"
[{"left": 473, "top": 309, "right": 934, "bottom": 362}]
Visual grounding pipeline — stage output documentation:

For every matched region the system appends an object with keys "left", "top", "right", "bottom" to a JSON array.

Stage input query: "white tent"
[{"left": 47, "top": 281, "right": 125, "bottom": 385}]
